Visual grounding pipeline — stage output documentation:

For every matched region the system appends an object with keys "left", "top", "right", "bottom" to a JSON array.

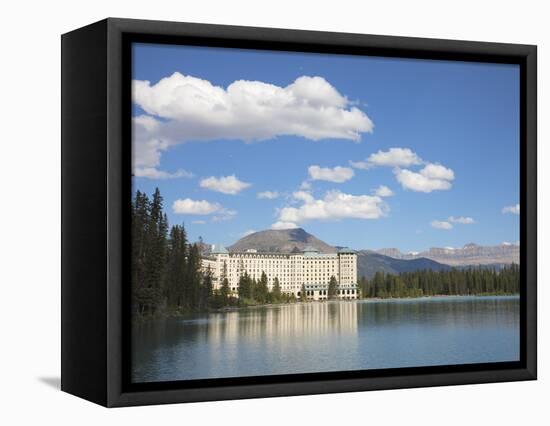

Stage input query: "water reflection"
[{"left": 132, "top": 296, "right": 519, "bottom": 383}]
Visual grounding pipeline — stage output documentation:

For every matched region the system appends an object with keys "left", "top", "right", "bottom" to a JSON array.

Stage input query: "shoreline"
[{"left": 132, "top": 293, "right": 519, "bottom": 321}]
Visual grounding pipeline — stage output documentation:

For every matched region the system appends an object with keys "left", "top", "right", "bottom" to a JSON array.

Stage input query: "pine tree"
[
  {"left": 238, "top": 272, "right": 251, "bottom": 300},
  {"left": 300, "top": 284, "right": 307, "bottom": 302},
  {"left": 328, "top": 275, "right": 338, "bottom": 299},
  {"left": 164, "top": 224, "right": 187, "bottom": 309},
  {"left": 200, "top": 266, "right": 214, "bottom": 311},
  {"left": 185, "top": 243, "right": 202, "bottom": 309},
  {"left": 131, "top": 190, "right": 150, "bottom": 314},
  {"left": 272, "top": 277, "right": 282, "bottom": 302},
  {"left": 256, "top": 272, "right": 269, "bottom": 303}
]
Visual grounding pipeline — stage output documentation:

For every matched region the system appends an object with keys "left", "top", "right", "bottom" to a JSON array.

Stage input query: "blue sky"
[{"left": 132, "top": 43, "right": 520, "bottom": 252}]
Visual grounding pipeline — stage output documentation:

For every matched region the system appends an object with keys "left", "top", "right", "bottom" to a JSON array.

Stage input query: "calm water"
[{"left": 132, "top": 296, "right": 520, "bottom": 383}]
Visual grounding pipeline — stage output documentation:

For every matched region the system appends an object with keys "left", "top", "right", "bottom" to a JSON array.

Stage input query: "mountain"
[
  {"left": 374, "top": 242, "right": 520, "bottom": 266},
  {"left": 356, "top": 251, "right": 451, "bottom": 279},
  {"left": 225, "top": 228, "right": 518, "bottom": 278},
  {"left": 228, "top": 228, "right": 335, "bottom": 253},
  {"left": 227, "top": 228, "right": 451, "bottom": 279}
]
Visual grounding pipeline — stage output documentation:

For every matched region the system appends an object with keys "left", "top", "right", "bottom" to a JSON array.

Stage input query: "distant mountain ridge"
[
  {"left": 374, "top": 243, "right": 519, "bottom": 266},
  {"left": 221, "top": 228, "right": 518, "bottom": 279},
  {"left": 227, "top": 228, "right": 451, "bottom": 279}
]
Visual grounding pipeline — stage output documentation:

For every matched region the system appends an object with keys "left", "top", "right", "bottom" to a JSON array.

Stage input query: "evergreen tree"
[
  {"left": 200, "top": 267, "right": 214, "bottom": 311},
  {"left": 219, "top": 261, "right": 230, "bottom": 305},
  {"left": 164, "top": 224, "right": 187, "bottom": 309},
  {"left": 271, "top": 277, "right": 282, "bottom": 302},
  {"left": 256, "top": 272, "right": 269, "bottom": 303},
  {"left": 131, "top": 190, "right": 150, "bottom": 314},
  {"left": 328, "top": 275, "right": 338, "bottom": 299},
  {"left": 238, "top": 272, "right": 251, "bottom": 300},
  {"left": 300, "top": 284, "right": 307, "bottom": 302},
  {"left": 220, "top": 277, "right": 230, "bottom": 304}
]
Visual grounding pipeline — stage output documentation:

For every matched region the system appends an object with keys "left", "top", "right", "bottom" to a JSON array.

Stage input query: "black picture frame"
[{"left": 61, "top": 17, "right": 537, "bottom": 407}]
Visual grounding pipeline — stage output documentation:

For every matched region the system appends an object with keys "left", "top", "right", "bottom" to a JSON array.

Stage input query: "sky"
[{"left": 131, "top": 42, "right": 520, "bottom": 252}]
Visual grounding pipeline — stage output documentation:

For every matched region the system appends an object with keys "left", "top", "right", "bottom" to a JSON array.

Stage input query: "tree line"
[
  {"left": 132, "top": 188, "right": 208, "bottom": 316},
  {"left": 132, "top": 188, "right": 298, "bottom": 317},
  {"left": 357, "top": 264, "right": 519, "bottom": 299},
  {"left": 132, "top": 188, "right": 520, "bottom": 316}
]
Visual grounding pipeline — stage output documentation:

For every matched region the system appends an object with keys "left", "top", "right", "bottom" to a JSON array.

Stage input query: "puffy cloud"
[
  {"left": 271, "top": 221, "right": 299, "bottom": 230},
  {"left": 394, "top": 163, "right": 454, "bottom": 192},
  {"left": 278, "top": 190, "right": 388, "bottom": 224},
  {"left": 293, "top": 191, "right": 315, "bottom": 203},
  {"left": 502, "top": 204, "right": 520, "bottom": 215},
  {"left": 172, "top": 199, "right": 222, "bottom": 215},
  {"left": 132, "top": 73, "right": 374, "bottom": 169},
  {"left": 350, "top": 148, "right": 455, "bottom": 194},
  {"left": 448, "top": 216, "right": 475, "bottom": 224},
  {"left": 420, "top": 163, "right": 455, "bottom": 181},
  {"left": 200, "top": 175, "right": 251, "bottom": 195},
  {"left": 308, "top": 165, "right": 354, "bottom": 183},
  {"left": 132, "top": 115, "right": 169, "bottom": 169},
  {"left": 134, "top": 167, "right": 193, "bottom": 180},
  {"left": 373, "top": 185, "right": 394, "bottom": 197},
  {"left": 257, "top": 191, "right": 280, "bottom": 199},
  {"left": 431, "top": 220, "right": 453, "bottom": 230},
  {"left": 351, "top": 148, "right": 422, "bottom": 170}
]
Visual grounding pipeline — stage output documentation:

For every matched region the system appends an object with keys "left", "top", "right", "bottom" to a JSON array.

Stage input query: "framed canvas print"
[{"left": 61, "top": 18, "right": 537, "bottom": 407}]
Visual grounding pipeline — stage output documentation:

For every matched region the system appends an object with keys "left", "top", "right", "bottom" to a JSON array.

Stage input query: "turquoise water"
[{"left": 132, "top": 295, "right": 520, "bottom": 383}]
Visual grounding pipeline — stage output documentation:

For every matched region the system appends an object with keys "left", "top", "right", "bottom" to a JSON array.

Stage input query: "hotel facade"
[{"left": 201, "top": 245, "right": 359, "bottom": 300}]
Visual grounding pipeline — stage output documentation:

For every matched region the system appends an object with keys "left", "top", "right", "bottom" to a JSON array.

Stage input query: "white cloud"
[
  {"left": 420, "top": 163, "right": 455, "bottom": 181},
  {"left": 502, "top": 204, "right": 520, "bottom": 215},
  {"left": 299, "top": 181, "right": 312, "bottom": 190},
  {"left": 172, "top": 199, "right": 222, "bottom": 215},
  {"left": 394, "top": 163, "right": 454, "bottom": 193},
  {"left": 200, "top": 175, "right": 251, "bottom": 195},
  {"left": 192, "top": 220, "right": 206, "bottom": 225},
  {"left": 212, "top": 209, "right": 237, "bottom": 222},
  {"left": 271, "top": 221, "right": 299, "bottom": 230},
  {"left": 349, "top": 160, "right": 371, "bottom": 170},
  {"left": 133, "top": 73, "right": 374, "bottom": 169},
  {"left": 293, "top": 191, "right": 315, "bottom": 203},
  {"left": 257, "top": 191, "right": 280, "bottom": 199},
  {"left": 132, "top": 115, "right": 167, "bottom": 169},
  {"left": 354, "top": 147, "right": 423, "bottom": 169},
  {"left": 134, "top": 167, "right": 193, "bottom": 180},
  {"left": 308, "top": 165, "right": 354, "bottom": 183},
  {"left": 431, "top": 220, "right": 453, "bottom": 230},
  {"left": 448, "top": 216, "right": 475, "bottom": 224},
  {"left": 241, "top": 229, "right": 256, "bottom": 237},
  {"left": 373, "top": 185, "right": 394, "bottom": 197},
  {"left": 278, "top": 190, "right": 388, "bottom": 224}
]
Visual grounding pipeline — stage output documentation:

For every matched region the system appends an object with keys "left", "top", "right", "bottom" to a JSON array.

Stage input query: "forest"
[
  {"left": 132, "top": 188, "right": 520, "bottom": 317},
  {"left": 357, "top": 265, "right": 520, "bottom": 299},
  {"left": 132, "top": 188, "right": 297, "bottom": 317}
]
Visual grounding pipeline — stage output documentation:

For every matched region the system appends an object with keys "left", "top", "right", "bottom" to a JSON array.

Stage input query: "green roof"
[
  {"left": 302, "top": 245, "right": 320, "bottom": 253},
  {"left": 211, "top": 244, "right": 229, "bottom": 254},
  {"left": 338, "top": 247, "right": 356, "bottom": 254}
]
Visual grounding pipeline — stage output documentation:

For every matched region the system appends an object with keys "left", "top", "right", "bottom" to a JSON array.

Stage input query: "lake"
[{"left": 131, "top": 295, "right": 520, "bottom": 383}]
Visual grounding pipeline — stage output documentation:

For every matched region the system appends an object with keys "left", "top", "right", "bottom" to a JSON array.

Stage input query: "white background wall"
[{"left": 0, "top": 0, "right": 546, "bottom": 423}]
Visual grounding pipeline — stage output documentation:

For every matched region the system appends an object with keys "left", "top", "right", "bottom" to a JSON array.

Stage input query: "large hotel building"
[{"left": 201, "top": 245, "right": 359, "bottom": 300}]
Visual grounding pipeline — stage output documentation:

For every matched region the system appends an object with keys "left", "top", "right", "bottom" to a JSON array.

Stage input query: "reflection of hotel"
[{"left": 201, "top": 245, "right": 359, "bottom": 300}]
